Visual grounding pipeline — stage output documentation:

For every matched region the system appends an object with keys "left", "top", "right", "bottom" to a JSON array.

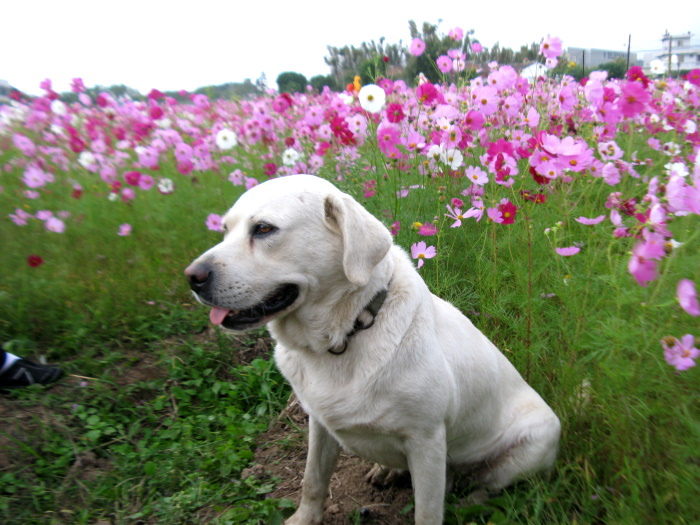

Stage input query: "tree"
[
  {"left": 276, "top": 72, "right": 308, "bottom": 94},
  {"left": 309, "top": 75, "right": 338, "bottom": 93},
  {"left": 596, "top": 60, "right": 627, "bottom": 80},
  {"left": 325, "top": 39, "right": 407, "bottom": 87}
]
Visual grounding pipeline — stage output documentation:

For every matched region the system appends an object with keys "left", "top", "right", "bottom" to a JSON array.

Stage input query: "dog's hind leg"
[
  {"left": 286, "top": 416, "right": 340, "bottom": 525},
  {"left": 478, "top": 408, "right": 561, "bottom": 492}
]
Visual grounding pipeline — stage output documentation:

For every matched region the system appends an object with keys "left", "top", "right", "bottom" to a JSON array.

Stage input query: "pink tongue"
[{"left": 209, "top": 306, "right": 231, "bottom": 325}]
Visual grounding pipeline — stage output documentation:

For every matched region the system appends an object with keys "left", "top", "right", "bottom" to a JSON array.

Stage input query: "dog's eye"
[{"left": 252, "top": 223, "right": 276, "bottom": 237}]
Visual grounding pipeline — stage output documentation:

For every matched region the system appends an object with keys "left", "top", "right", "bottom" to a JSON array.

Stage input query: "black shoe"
[{"left": 0, "top": 358, "right": 64, "bottom": 391}]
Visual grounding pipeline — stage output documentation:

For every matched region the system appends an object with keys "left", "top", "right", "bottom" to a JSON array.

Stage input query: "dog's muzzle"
[{"left": 184, "top": 261, "right": 299, "bottom": 330}]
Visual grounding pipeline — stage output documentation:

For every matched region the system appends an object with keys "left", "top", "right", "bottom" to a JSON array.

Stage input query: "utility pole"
[
  {"left": 667, "top": 34, "right": 673, "bottom": 76},
  {"left": 626, "top": 34, "right": 631, "bottom": 70}
]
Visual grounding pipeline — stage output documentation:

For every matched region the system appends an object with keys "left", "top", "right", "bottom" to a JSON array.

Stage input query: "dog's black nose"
[{"left": 185, "top": 263, "right": 212, "bottom": 291}]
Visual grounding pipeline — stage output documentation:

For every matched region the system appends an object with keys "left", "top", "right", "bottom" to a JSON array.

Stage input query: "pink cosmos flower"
[
  {"left": 245, "top": 177, "right": 259, "bottom": 190},
  {"left": 71, "top": 77, "right": 85, "bottom": 93},
  {"left": 449, "top": 27, "right": 464, "bottom": 40},
  {"left": 22, "top": 164, "right": 51, "bottom": 189},
  {"left": 229, "top": 169, "right": 244, "bottom": 185},
  {"left": 473, "top": 86, "right": 499, "bottom": 116},
  {"left": 575, "top": 215, "right": 606, "bottom": 225},
  {"left": 391, "top": 221, "right": 400, "bottom": 236},
  {"left": 13, "top": 134, "right": 36, "bottom": 157},
  {"left": 556, "top": 246, "right": 580, "bottom": 256},
  {"left": 44, "top": 217, "right": 65, "bottom": 233},
  {"left": 36, "top": 210, "right": 54, "bottom": 221},
  {"left": 677, "top": 279, "right": 699, "bottom": 316},
  {"left": 206, "top": 214, "right": 224, "bottom": 232},
  {"left": 118, "top": 223, "right": 132, "bottom": 236},
  {"left": 138, "top": 175, "right": 155, "bottom": 191},
  {"left": 437, "top": 55, "right": 452, "bottom": 74},
  {"left": 121, "top": 188, "right": 136, "bottom": 202},
  {"left": 10, "top": 208, "right": 32, "bottom": 226},
  {"left": 410, "top": 38, "right": 426, "bottom": 56},
  {"left": 662, "top": 335, "right": 699, "bottom": 371},
  {"left": 411, "top": 241, "right": 436, "bottom": 269},
  {"left": 487, "top": 207, "right": 503, "bottom": 223},
  {"left": 465, "top": 166, "right": 488, "bottom": 185},
  {"left": 445, "top": 206, "right": 466, "bottom": 228},
  {"left": 418, "top": 223, "right": 438, "bottom": 236},
  {"left": 471, "top": 42, "right": 483, "bottom": 54},
  {"left": 540, "top": 35, "right": 562, "bottom": 59}
]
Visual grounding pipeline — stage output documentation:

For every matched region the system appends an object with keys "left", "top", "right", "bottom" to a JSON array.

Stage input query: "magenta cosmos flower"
[
  {"left": 411, "top": 241, "right": 436, "bottom": 268},
  {"left": 619, "top": 80, "right": 651, "bottom": 118},
  {"left": 628, "top": 241, "right": 658, "bottom": 286}
]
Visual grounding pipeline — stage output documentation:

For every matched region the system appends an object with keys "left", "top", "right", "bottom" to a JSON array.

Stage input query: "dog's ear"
[{"left": 324, "top": 193, "right": 392, "bottom": 286}]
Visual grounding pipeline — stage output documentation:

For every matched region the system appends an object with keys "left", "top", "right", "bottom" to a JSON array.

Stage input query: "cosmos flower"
[
  {"left": 358, "top": 84, "right": 386, "bottom": 113},
  {"left": 410, "top": 38, "right": 426, "bottom": 56},
  {"left": 410, "top": 241, "right": 436, "bottom": 268},
  {"left": 215, "top": 129, "right": 238, "bottom": 150}
]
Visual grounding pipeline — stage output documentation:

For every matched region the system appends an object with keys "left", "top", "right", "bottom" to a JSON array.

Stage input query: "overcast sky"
[{"left": 2, "top": 0, "right": 699, "bottom": 95}]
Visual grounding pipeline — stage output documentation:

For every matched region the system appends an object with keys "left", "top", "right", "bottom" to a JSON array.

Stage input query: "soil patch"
[{"left": 246, "top": 394, "right": 415, "bottom": 524}]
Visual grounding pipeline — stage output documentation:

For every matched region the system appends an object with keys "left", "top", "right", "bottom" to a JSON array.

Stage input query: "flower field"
[{"left": 1, "top": 33, "right": 699, "bottom": 524}]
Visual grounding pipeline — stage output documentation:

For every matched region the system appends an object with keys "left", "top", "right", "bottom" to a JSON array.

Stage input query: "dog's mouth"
[{"left": 208, "top": 284, "right": 299, "bottom": 330}]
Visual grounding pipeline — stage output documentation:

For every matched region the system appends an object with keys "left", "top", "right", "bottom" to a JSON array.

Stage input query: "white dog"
[{"left": 185, "top": 175, "right": 560, "bottom": 524}]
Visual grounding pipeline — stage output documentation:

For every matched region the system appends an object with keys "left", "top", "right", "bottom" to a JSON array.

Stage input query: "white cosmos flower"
[
  {"left": 665, "top": 161, "right": 688, "bottom": 177},
  {"left": 282, "top": 148, "right": 302, "bottom": 166},
  {"left": 358, "top": 84, "right": 386, "bottom": 114},
  {"left": 650, "top": 59, "right": 666, "bottom": 76},
  {"left": 338, "top": 93, "right": 354, "bottom": 106},
  {"left": 157, "top": 178, "right": 175, "bottom": 194},
  {"left": 50, "top": 99, "right": 67, "bottom": 115},
  {"left": 215, "top": 128, "right": 238, "bottom": 150},
  {"left": 77, "top": 151, "right": 96, "bottom": 169},
  {"left": 440, "top": 148, "right": 464, "bottom": 170}
]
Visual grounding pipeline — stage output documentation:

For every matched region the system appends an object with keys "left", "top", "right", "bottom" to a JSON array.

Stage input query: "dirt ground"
[{"left": 246, "top": 393, "right": 415, "bottom": 524}]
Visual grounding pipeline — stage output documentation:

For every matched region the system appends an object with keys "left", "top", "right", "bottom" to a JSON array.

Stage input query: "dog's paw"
[
  {"left": 465, "top": 488, "right": 491, "bottom": 506},
  {"left": 365, "top": 463, "right": 406, "bottom": 486},
  {"left": 285, "top": 509, "right": 322, "bottom": 525}
]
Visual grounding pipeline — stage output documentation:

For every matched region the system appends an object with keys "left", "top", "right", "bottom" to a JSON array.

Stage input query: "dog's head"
[{"left": 184, "top": 175, "right": 392, "bottom": 331}]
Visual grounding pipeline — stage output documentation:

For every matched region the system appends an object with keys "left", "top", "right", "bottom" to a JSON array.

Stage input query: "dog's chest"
[{"left": 276, "top": 349, "right": 411, "bottom": 469}]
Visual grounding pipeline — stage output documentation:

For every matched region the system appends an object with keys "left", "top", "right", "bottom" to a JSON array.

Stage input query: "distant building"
[
  {"left": 566, "top": 47, "right": 631, "bottom": 69},
  {"left": 520, "top": 63, "right": 548, "bottom": 82},
  {"left": 639, "top": 31, "right": 700, "bottom": 75}
]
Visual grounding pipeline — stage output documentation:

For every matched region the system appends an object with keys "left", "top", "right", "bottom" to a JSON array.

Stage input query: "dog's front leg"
[
  {"left": 286, "top": 416, "right": 340, "bottom": 525},
  {"left": 406, "top": 427, "right": 447, "bottom": 525}
]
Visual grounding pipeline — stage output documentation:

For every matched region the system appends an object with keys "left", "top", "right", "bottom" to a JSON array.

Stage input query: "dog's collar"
[{"left": 328, "top": 286, "right": 389, "bottom": 355}]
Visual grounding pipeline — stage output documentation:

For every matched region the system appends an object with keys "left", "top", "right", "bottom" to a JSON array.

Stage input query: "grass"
[{"left": 1, "top": 103, "right": 699, "bottom": 524}]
